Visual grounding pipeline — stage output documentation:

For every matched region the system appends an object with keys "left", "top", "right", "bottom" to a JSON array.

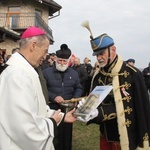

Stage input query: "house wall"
[
  {"left": 0, "top": 0, "right": 49, "bottom": 54},
  {"left": 0, "top": 0, "right": 49, "bottom": 23},
  {"left": 0, "top": 39, "right": 19, "bottom": 55}
]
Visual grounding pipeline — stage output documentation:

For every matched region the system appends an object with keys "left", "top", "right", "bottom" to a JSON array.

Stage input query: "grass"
[{"left": 72, "top": 121, "right": 100, "bottom": 150}]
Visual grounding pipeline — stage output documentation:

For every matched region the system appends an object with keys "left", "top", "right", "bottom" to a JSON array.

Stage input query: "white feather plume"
[{"left": 81, "top": 20, "right": 93, "bottom": 39}]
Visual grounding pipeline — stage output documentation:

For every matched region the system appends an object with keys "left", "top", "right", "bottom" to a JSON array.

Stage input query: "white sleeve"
[{"left": 46, "top": 105, "right": 64, "bottom": 125}]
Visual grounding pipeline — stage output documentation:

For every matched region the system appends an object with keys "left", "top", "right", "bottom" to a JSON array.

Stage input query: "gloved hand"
[
  {"left": 76, "top": 98, "right": 98, "bottom": 123},
  {"left": 77, "top": 98, "right": 86, "bottom": 109},
  {"left": 77, "top": 109, "right": 98, "bottom": 123}
]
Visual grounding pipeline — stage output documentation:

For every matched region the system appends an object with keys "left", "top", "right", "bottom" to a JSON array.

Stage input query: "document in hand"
[{"left": 74, "top": 86, "right": 113, "bottom": 121}]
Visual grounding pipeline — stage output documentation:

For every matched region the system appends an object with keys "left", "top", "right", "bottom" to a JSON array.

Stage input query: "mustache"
[{"left": 98, "top": 59, "right": 104, "bottom": 63}]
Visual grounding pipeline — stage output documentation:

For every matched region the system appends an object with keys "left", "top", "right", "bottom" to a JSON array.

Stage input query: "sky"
[{"left": 48, "top": 0, "right": 150, "bottom": 69}]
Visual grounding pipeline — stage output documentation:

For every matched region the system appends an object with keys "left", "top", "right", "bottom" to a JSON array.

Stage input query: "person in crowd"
[
  {"left": 41, "top": 54, "right": 51, "bottom": 70},
  {"left": 79, "top": 22, "right": 150, "bottom": 150},
  {"left": 0, "top": 26, "right": 76, "bottom": 150},
  {"left": 72, "top": 57, "right": 88, "bottom": 96},
  {"left": 3, "top": 51, "right": 8, "bottom": 62},
  {"left": 68, "top": 54, "right": 75, "bottom": 67},
  {"left": 50, "top": 52, "right": 56, "bottom": 63},
  {"left": 82, "top": 57, "right": 93, "bottom": 96},
  {"left": 12, "top": 47, "right": 20, "bottom": 54},
  {"left": 47, "top": 53, "right": 56, "bottom": 67},
  {"left": 0, "top": 50, "right": 8, "bottom": 74},
  {"left": 89, "top": 61, "right": 100, "bottom": 77},
  {"left": 41, "top": 53, "right": 56, "bottom": 70},
  {"left": 142, "top": 62, "right": 150, "bottom": 93},
  {"left": 43, "top": 44, "right": 82, "bottom": 150},
  {"left": 5, "top": 47, "right": 20, "bottom": 61},
  {"left": 126, "top": 58, "right": 135, "bottom": 66},
  {"left": 35, "top": 59, "right": 49, "bottom": 105}
]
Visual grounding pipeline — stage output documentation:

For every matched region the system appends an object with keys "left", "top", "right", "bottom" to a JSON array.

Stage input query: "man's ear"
[
  {"left": 111, "top": 45, "right": 116, "bottom": 54},
  {"left": 30, "top": 41, "right": 37, "bottom": 52}
]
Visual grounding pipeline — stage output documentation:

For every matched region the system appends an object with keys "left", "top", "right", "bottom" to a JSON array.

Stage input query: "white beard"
[
  {"left": 99, "top": 63, "right": 107, "bottom": 68},
  {"left": 56, "top": 61, "right": 68, "bottom": 72},
  {"left": 98, "top": 60, "right": 107, "bottom": 68}
]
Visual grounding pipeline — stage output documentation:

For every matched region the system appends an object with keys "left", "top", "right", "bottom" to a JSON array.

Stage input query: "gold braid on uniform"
[
  {"left": 99, "top": 54, "right": 129, "bottom": 78},
  {"left": 99, "top": 69, "right": 129, "bottom": 78},
  {"left": 115, "top": 82, "right": 131, "bottom": 92},
  {"left": 100, "top": 107, "right": 117, "bottom": 122}
]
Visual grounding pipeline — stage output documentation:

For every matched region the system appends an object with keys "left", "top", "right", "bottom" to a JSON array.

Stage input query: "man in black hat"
[
  {"left": 126, "top": 58, "right": 135, "bottom": 66},
  {"left": 142, "top": 62, "right": 150, "bottom": 94},
  {"left": 43, "top": 44, "right": 83, "bottom": 150},
  {"left": 0, "top": 50, "right": 7, "bottom": 74},
  {"left": 78, "top": 22, "right": 150, "bottom": 150}
]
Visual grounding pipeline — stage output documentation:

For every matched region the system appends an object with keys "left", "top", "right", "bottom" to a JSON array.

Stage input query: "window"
[
  {"left": 35, "top": 9, "right": 42, "bottom": 17},
  {"left": 7, "top": 6, "right": 20, "bottom": 28},
  {"left": 35, "top": 9, "right": 42, "bottom": 26}
]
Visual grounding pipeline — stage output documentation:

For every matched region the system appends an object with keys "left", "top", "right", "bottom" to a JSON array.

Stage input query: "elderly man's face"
[
  {"left": 96, "top": 46, "right": 116, "bottom": 67},
  {"left": 57, "top": 58, "right": 68, "bottom": 65},
  {"left": 56, "top": 57, "right": 69, "bottom": 72},
  {"left": 33, "top": 38, "right": 49, "bottom": 68}
]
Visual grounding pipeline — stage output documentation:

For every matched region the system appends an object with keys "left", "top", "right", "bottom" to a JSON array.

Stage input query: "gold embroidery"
[
  {"left": 100, "top": 69, "right": 129, "bottom": 78},
  {"left": 126, "top": 64, "right": 137, "bottom": 72},
  {"left": 124, "top": 82, "right": 131, "bottom": 89},
  {"left": 91, "top": 34, "right": 106, "bottom": 50},
  {"left": 124, "top": 119, "right": 131, "bottom": 127},
  {"left": 101, "top": 107, "right": 117, "bottom": 121},
  {"left": 115, "top": 82, "right": 131, "bottom": 92},
  {"left": 117, "top": 96, "right": 131, "bottom": 103},
  {"left": 123, "top": 70, "right": 130, "bottom": 78},
  {"left": 102, "top": 113, "right": 117, "bottom": 121},
  {"left": 121, "top": 106, "right": 132, "bottom": 115},
  {"left": 98, "top": 77, "right": 105, "bottom": 85},
  {"left": 122, "top": 96, "right": 131, "bottom": 102}
]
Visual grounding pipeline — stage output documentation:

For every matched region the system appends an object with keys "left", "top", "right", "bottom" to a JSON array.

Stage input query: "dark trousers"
[{"left": 54, "top": 122, "right": 73, "bottom": 150}]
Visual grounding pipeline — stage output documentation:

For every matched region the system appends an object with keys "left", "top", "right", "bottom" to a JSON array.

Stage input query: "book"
[{"left": 74, "top": 85, "right": 113, "bottom": 121}]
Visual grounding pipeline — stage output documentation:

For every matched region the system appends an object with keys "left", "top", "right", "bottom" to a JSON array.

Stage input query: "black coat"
[
  {"left": 35, "top": 67, "right": 49, "bottom": 105},
  {"left": 43, "top": 65, "right": 83, "bottom": 150},
  {"left": 43, "top": 65, "right": 83, "bottom": 105},
  {"left": 72, "top": 64, "right": 88, "bottom": 86},
  {"left": 43, "top": 65, "right": 83, "bottom": 112},
  {"left": 0, "top": 64, "right": 8, "bottom": 74},
  {"left": 89, "top": 55, "right": 150, "bottom": 150},
  {"left": 142, "top": 66, "right": 150, "bottom": 88}
]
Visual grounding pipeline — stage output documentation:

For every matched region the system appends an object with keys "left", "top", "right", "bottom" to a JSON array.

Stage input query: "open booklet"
[{"left": 73, "top": 85, "right": 113, "bottom": 121}]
